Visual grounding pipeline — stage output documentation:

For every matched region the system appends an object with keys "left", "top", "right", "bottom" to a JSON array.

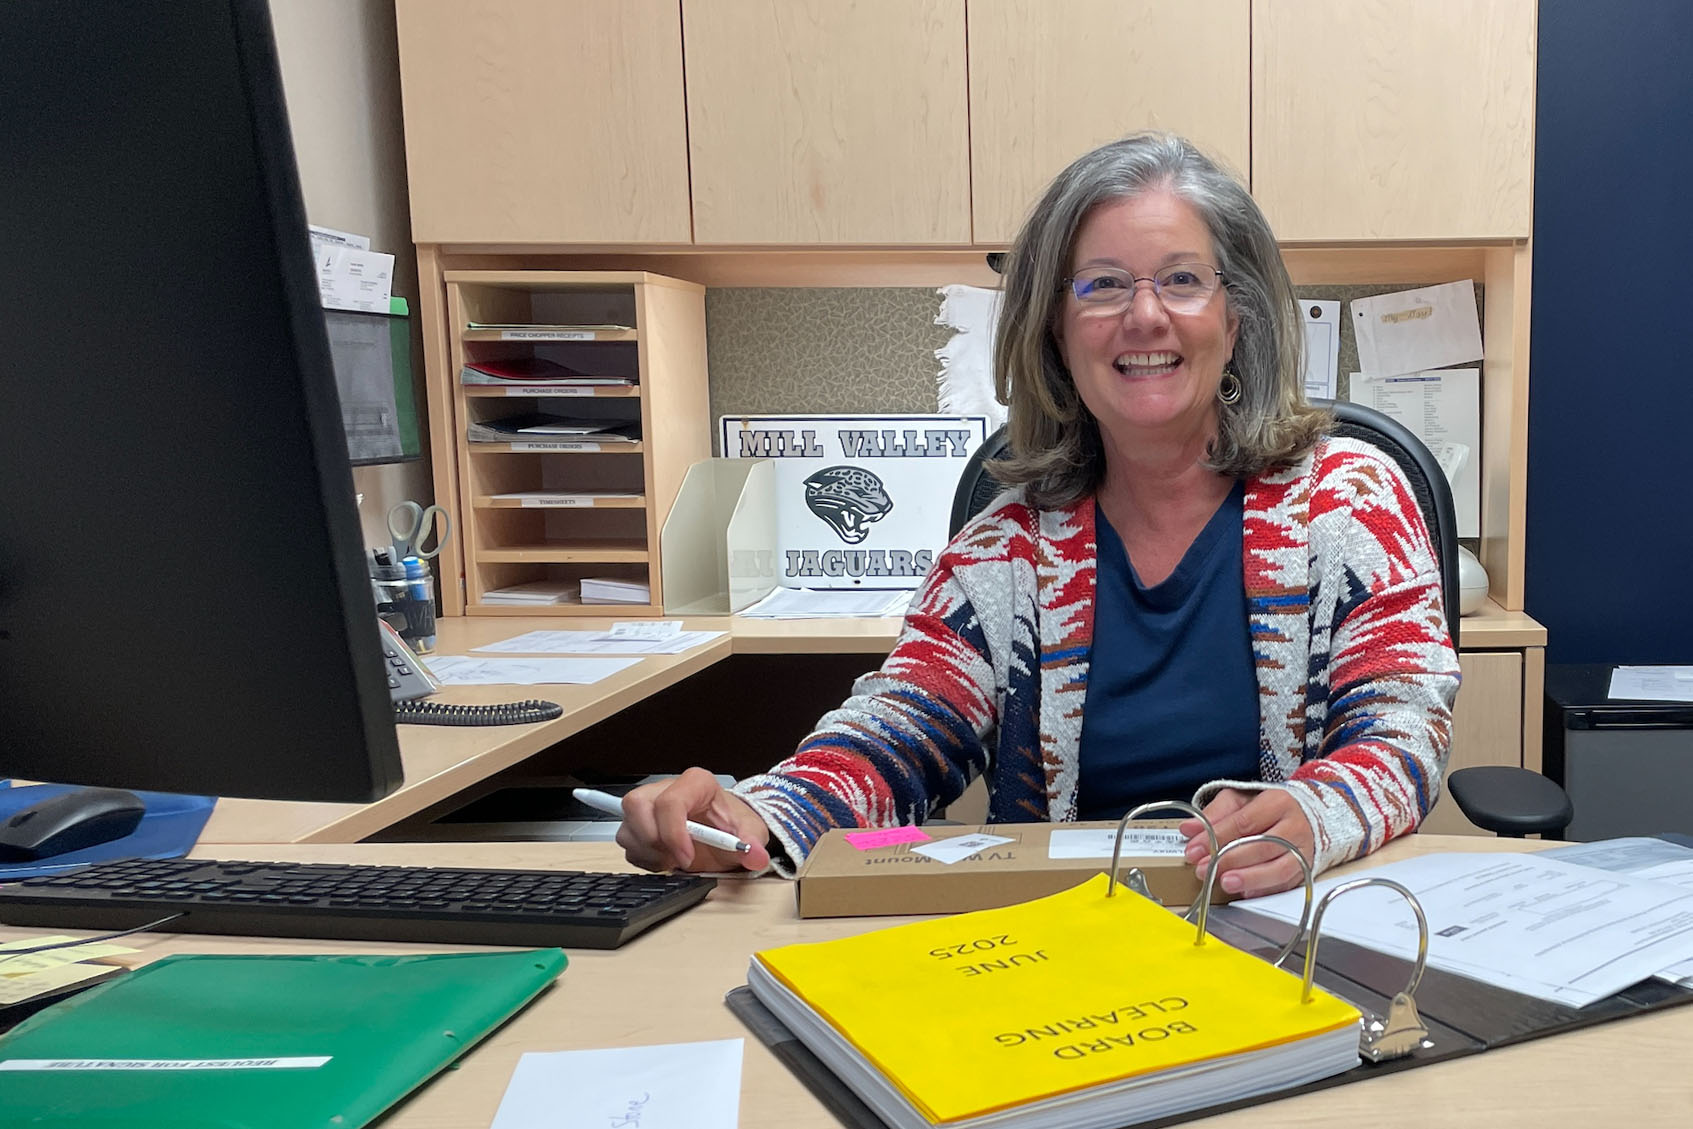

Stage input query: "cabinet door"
[
  {"left": 1424, "top": 650, "right": 1524, "bottom": 836},
  {"left": 968, "top": 0, "right": 1250, "bottom": 245},
  {"left": 395, "top": 0, "right": 691, "bottom": 243},
  {"left": 1251, "top": 0, "right": 1535, "bottom": 241},
  {"left": 683, "top": 0, "right": 971, "bottom": 244}
]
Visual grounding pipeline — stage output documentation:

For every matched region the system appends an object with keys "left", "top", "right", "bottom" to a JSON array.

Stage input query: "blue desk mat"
[{"left": 0, "top": 783, "right": 216, "bottom": 881}]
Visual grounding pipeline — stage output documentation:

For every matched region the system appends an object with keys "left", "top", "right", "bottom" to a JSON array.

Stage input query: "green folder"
[{"left": 0, "top": 948, "right": 567, "bottom": 1128}]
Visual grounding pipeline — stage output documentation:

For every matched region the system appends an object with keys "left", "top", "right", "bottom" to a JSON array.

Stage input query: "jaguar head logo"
[{"left": 803, "top": 466, "right": 893, "bottom": 544}]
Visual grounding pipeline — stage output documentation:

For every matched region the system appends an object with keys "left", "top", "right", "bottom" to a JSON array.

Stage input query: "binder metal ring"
[
  {"left": 1301, "top": 876, "right": 1431, "bottom": 1062},
  {"left": 1192, "top": 833, "right": 1313, "bottom": 968},
  {"left": 1106, "top": 800, "right": 1217, "bottom": 919}
]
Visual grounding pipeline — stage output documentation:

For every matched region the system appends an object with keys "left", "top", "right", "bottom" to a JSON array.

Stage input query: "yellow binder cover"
[{"left": 753, "top": 874, "right": 1360, "bottom": 1124}]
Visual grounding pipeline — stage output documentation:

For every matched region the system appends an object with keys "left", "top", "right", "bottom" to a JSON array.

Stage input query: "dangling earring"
[{"left": 1217, "top": 361, "right": 1243, "bottom": 405}]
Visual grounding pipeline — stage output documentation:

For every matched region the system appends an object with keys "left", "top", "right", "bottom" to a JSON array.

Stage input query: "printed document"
[
  {"left": 1237, "top": 852, "right": 1693, "bottom": 1006},
  {"left": 422, "top": 654, "right": 640, "bottom": 686},
  {"left": 738, "top": 586, "right": 912, "bottom": 618},
  {"left": 472, "top": 629, "right": 725, "bottom": 656},
  {"left": 490, "top": 1038, "right": 743, "bottom": 1129},
  {"left": 1301, "top": 300, "right": 1340, "bottom": 401},
  {"left": 1348, "top": 368, "right": 1481, "bottom": 536},
  {"left": 1541, "top": 838, "right": 1693, "bottom": 985},
  {"left": 1350, "top": 280, "right": 1484, "bottom": 376},
  {"left": 1607, "top": 665, "right": 1693, "bottom": 701}
]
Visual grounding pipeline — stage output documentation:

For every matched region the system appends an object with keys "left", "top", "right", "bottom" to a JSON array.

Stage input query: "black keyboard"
[{"left": 0, "top": 858, "right": 715, "bottom": 949}]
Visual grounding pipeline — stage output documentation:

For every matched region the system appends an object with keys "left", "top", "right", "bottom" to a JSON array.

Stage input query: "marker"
[
  {"left": 571, "top": 787, "right": 752, "bottom": 855},
  {"left": 401, "top": 555, "right": 435, "bottom": 651}
]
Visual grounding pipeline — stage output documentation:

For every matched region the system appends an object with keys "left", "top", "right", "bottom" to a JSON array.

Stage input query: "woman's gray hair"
[{"left": 991, "top": 131, "right": 1329, "bottom": 506}]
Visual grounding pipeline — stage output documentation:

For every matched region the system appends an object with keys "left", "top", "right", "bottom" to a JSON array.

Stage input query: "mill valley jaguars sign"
[{"left": 722, "top": 414, "right": 989, "bottom": 589}]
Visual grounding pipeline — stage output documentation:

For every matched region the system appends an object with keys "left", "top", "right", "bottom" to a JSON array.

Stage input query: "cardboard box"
[{"left": 795, "top": 820, "right": 1217, "bottom": 918}]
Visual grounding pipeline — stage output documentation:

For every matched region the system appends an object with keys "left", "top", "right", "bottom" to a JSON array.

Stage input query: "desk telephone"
[{"left": 378, "top": 620, "right": 562, "bottom": 727}]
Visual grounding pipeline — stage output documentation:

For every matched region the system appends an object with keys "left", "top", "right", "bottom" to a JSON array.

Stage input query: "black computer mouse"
[{"left": 0, "top": 788, "right": 147, "bottom": 862}]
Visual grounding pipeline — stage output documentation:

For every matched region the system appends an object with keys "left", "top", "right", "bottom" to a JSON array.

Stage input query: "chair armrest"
[{"left": 1446, "top": 766, "right": 1574, "bottom": 838}]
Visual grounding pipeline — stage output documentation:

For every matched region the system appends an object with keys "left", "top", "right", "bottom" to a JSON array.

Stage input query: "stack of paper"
[
  {"left": 467, "top": 415, "right": 639, "bottom": 444},
  {"left": 738, "top": 587, "right": 912, "bottom": 619},
  {"left": 749, "top": 875, "right": 1361, "bottom": 1129},
  {"left": 482, "top": 581, "right": 581, "bottom": 606},
  {"left": 1237, "top": 852, "right": 1693, "bottom": 1007},
  {"left": 580, "top": 577, "right": 650, "bottom": 605}
]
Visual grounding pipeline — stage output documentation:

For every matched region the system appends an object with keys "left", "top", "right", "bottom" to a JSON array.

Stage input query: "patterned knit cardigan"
[{"left": 735, "top": 437, "right": 1461, "bottom": 877}]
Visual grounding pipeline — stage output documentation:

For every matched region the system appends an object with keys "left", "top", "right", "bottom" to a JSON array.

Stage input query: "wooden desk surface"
[
  {"left": 199, "top": 603, "right": 1543, "bottom": 846},
  {"left": 2, "top": 835, "right": 1682, "bottom": 1129}
]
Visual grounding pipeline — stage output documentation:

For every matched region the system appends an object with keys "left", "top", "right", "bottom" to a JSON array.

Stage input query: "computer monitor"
[{"left": 0, "top": 1, "right": 404, "bottom": 801}]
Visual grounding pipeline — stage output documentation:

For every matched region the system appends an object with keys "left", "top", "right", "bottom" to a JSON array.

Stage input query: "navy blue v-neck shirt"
[{"left": 1075, "top": 482, "right": 1261, "bottom": 820}]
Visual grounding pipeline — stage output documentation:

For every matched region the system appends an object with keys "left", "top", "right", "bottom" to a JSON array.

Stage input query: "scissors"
[{"left": 387, "top": 500, "right": 451, "bottom": 561}]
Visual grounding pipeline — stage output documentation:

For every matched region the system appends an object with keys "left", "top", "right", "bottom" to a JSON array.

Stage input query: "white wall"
[{"left": 268, "top": 0, "right": 432, "bottom": 553}]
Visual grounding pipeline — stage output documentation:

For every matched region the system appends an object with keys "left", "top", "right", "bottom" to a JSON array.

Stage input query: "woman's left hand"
[{"left": 1178, "top": 787, "right": 1315, "bottom": 897}]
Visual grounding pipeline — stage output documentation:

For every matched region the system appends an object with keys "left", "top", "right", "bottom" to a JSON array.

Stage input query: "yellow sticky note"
[
  {"left": 0, "top": 963, "right": 115, "bottom": 1006},
  {"left": 0, "top": 941, "right": 137, "bottom": 975}
]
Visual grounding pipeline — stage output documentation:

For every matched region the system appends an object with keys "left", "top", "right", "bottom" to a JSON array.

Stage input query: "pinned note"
[
  {"left": 1350, "top": 280, "right": 1484, "bottom": 377},
  {"left": 1301, "top": 300, "right": 1341, "bottom": 400}
]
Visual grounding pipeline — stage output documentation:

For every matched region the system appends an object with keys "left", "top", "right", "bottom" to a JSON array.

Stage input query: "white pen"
[{"left": 571, "top": 787, "right": 753, "bottom": 855}]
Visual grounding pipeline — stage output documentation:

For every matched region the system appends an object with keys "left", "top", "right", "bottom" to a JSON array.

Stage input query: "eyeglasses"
[{"left": 1061, "top": 263, "right": 1224, "bottom": 315}]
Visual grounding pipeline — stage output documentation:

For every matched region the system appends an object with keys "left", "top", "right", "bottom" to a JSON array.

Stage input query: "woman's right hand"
[{"left": 616, "top": 767, "right": 773, "bottom": 873}]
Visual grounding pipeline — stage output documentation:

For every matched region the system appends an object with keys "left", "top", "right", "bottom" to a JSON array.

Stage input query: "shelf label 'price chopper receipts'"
[{"left": 722, "top": 415, "right": 989, "bottom": 590}]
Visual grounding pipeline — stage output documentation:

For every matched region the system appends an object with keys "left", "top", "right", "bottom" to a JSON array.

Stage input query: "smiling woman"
[{"left": 614, "top": 133, "right": 1460, "bottom": 902}]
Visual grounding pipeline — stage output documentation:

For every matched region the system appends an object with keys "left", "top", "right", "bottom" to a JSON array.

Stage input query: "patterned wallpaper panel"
[{"left": 705, "top": 283, "right": 1484, "bottom": 454}]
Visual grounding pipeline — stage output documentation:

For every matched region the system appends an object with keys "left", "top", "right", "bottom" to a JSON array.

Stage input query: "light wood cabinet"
[
  {"left": 1423, "top": 650, "right": 1532, "bottom": 836},
  {"left": 442, "top": 271, "right": 709, "bottom": 615},
  {"left": 394, "top": 0, "right": 691, "bottom": 244},
  {"left": 1251, "top": 0, "right": 1536, "bottom": 241},
  {"left": 967, "top": 0, "right": 1250, "bottom": 244},
  {"left": 682, "top": 0, "right": 970, "bottom": 245}
]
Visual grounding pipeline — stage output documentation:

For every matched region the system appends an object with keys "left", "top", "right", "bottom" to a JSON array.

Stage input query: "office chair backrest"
[
  {"left": 1313, "top": 398, "right": 1461, "bottom": 649},
  {"left": 947, "top": 427, "right": 1013, "bottom": 539},
  {"left": 946, "top": 403, "right": 1460, "bottom": 646}
]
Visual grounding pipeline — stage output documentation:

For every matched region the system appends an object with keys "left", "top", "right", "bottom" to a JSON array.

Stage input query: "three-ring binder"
[{"left": 1103, "top": 802, "right": 1432, "bottom": 1063}]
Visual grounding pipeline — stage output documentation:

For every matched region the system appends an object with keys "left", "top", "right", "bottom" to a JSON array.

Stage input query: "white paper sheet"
[
  {"left": 737, "top": 587, "right": 911, "bottom": 619},
  {"left": 1046, "top": 828, "right": 1186, "bottom": 859},
  {"left": 604, "top": 620, "right": 686, "bottom": 641},
  {"left": 471, "top": 630, "right": 725, "bottom": 656},
  {"left": 315, "top": 246, "right": 394, "bottom": 314},
  {"left": 1350, "top": 280, "right": 1484, "bottom": 376},
  {"left": 934, "top": 284, "right": 1008, "bottom": 431},
  {"left": 908, "top": 833, "right": 1014, "bottom": 865},
  {"left": 1348, "top": 369, "right": 1481, "bottom": 537},
  {"left": 1237, "top": 852, "right": 1693, "bottom": 1006},
  {"left": 1540, "top": 838, "right": 1693, "bottom": 984},
  {"left": 422, "top": 654, "right": 641, "bottom": 685},
  {"left": 1608, "top": 666, "right": 1693, "bottom": 701},
  {"left": 1300, "top": 300, "right": 1341, "bottom": 401},
  {"left": 489, "top": 1039, "right": 743, "bottom": 1129},
  {"left": 308, "top": 224, "right": 369, "bottom": 251}
]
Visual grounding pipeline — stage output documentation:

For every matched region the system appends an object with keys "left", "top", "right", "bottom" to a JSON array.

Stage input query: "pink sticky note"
[{"left": 843, "top": 826, "right": 933, "bottom": 850}]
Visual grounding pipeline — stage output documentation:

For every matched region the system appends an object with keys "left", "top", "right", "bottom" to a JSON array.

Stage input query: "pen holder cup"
[{"left": 372, "top": 574, "right": 436, "bottom": 653}]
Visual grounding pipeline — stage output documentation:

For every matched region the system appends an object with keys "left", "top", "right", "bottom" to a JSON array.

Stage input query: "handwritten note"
[
  {"left": 909, "top": 833, "right": 1014, "bottom": 865},
  {"left": 843, "top": 826, "right": 932, "bottom": 850},
  {"left": 489, "top": 1039, "right": 743, "bottom": 1129}
]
